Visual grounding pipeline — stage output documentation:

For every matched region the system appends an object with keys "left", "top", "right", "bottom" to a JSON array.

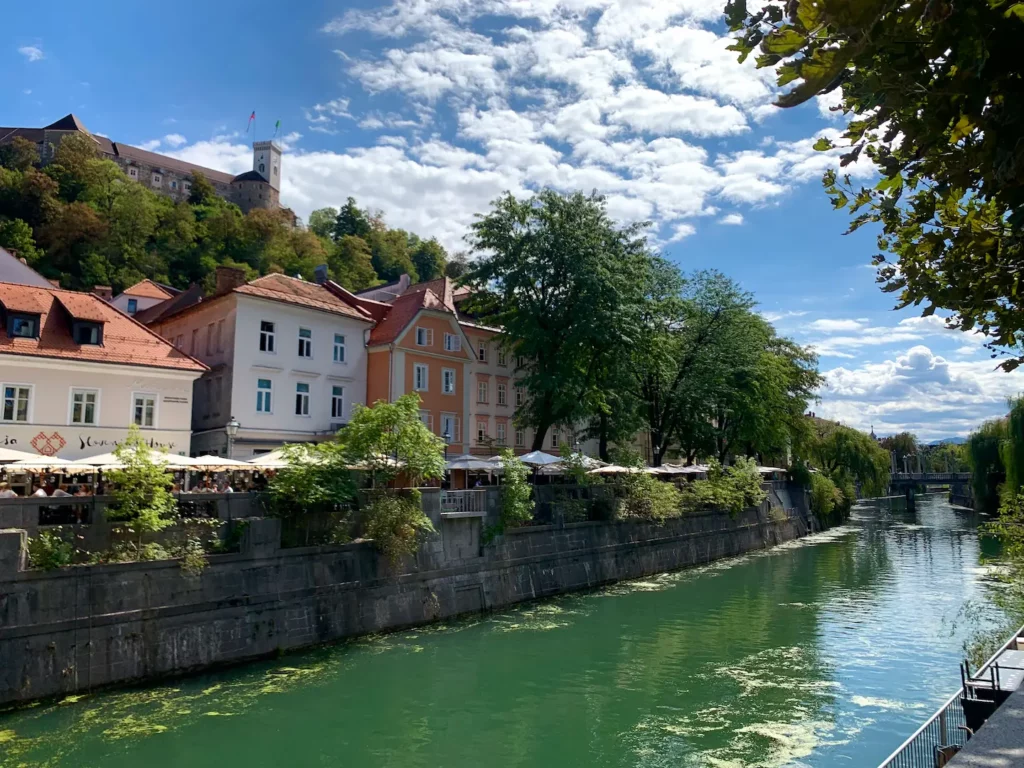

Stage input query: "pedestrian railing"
[
  {"left": 877, "top": 624, "right": 1024, "bottom": 768},
  {"left": 441, "top": 490, "right": 487, "bottom": 515}
]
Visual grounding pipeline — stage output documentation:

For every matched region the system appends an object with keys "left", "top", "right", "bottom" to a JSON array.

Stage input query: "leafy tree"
[
  {"left": 187, "top": 172, "right": 219, "bottom": 206},
  {"left": 445, "top": 251, "right": 471, "bottom": 279},
  {"left": 341, "top": 393, "right": 446, "bottom": 486},
  {"left": 267, "top": 441, "right": 357, "bottom": 546},
  {"left": 466, "top": 190, "right": 651, "bottom": 450},
  {"left": 726, "top": 0, "right": 1024, "bottom": 369},
  {"left": 105, "top": 425, "right": 177, "bottom": 549},
  {"left": 308, "top": 206, "right": 338, "bottom": 240},
  {"left": 333, "top": 196, "right": 372, "bottom": 240},
  {"left": 498, "top": 448, "right": 536, "bottom": 531},
  {"left": 410, "top": 236, "right": 447, "bottom": 281},
  {"left": 968, "top": 418, "right": 1007, "bottom": 513},
  {"left": 808, "top": 422, "right": 891, "bottom": 498},
  {"left": 364, "top": 492, "right": 435, "bottom": 567},
  {"left": 0, "top": 137, "right": 39, "bottom": 172},
  {"left": 331, "top": 235, "right": 379, "bottom": 291},
  {"left": 368, "top": 227, "right": 418, "bottom": 283},
  {"left": 0, "top": 217, "right": 41, "bottom": 262},
  {"left": 924, "top": 442, "right": 968, "bottom": 474}
]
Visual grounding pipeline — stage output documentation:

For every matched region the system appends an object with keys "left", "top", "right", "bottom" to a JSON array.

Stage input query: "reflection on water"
[{"left": 0, "top": 495, "right": 1010, "bottom": 768}]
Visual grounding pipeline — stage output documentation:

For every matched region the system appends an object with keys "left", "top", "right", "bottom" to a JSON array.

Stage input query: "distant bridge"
[{"left": 889, "top": 472, "right": 970, "bottom": 487}]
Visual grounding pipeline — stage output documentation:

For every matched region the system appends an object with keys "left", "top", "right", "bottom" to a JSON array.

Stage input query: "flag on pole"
[
  {"left": 246, "top": 111, "right": 256, "bottom": 133},
  {"left": 274, "top": 119, "right": 281, "bottom": 138}
]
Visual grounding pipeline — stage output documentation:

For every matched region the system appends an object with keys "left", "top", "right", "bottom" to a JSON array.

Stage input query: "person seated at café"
[
  {"left": 73, "top": 485, "right": 90, "bottom": 497},
  {"left": 52, "top": 484, "right": 72, "bottom": 497},
  {"left": 0, "top": 482, "right": 17, "bottom": 498},
  {"left": 31, "top": 483, "right": 51, "bottom": 497}
]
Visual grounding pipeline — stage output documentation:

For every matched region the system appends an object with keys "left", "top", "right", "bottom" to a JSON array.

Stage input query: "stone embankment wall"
[{"left": 0, "top": 487, "right": 814, "bottom": 708}]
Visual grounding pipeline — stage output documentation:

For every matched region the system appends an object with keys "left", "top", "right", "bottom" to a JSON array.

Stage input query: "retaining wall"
[{"left": 0, "top": 492, "right": 815, "bottom": 708}]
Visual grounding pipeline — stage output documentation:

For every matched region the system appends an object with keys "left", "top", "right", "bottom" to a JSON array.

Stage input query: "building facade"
[
  {"left": 0, "top": 282, "right": 206, "bottom": 458},
  {"left": 148, "top": 268, "right": 373, "bottom": 458},
  {"left": 0, "top": 115, "right": 284, "bottom": 215},
  {"left": 109, "top": 279, "right": 178, "bottom": 316}
]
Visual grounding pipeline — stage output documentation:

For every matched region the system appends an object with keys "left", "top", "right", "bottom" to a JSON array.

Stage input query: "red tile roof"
[
  {"left": 236, "top": 274, "right": 373, "bottom": 322},
  {"left": 0, "top": 282, "right": 207, "bottom": 372},
  {"left": 368, "top": 288, "right": 460, "bottom": 346},
  {"left": 120, "top": 279, "right": 175, "bottom": 300}
]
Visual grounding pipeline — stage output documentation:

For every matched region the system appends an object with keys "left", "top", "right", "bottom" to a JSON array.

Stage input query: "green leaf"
[
  {"left": 1005, "top": 3, "right": 1024, "bottom": 20},
  {"left": 950, "top": 115, "right": 975, "bottom": 142},
  {"left": 813, "top": 137, "right": 835, "bottom": 152}
]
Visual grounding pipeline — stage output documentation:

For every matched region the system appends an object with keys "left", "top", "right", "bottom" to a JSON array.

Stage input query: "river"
[{"left": 0, "top": 495, "right": 1012, "bottom": 768}]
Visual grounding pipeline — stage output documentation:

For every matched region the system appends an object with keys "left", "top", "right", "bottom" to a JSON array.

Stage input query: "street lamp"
[
  {"left": 442, "top": 429, "right": 451, "bottom": 461},
  {"left": 225, "top": 416, "right": 240, "bottom": 459}
]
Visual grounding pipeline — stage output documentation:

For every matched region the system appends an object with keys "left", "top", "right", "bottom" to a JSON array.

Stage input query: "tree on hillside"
[
  {"left": 333, "top": 197, "right": 372, "bottom": 241},
  {"left": 445, "top": 251, "right": 471, "bottom": 279},
  {"left": 410, "top": 236, "right": 448, "bottom": 281},
  {"left": 726, "top": 0, "right": 1024, "bottom": 369},
  {"left": 331, "top": 235, "right": 379, "bottom": 291},
  {"left": 466, "top": 190, "right": 651, "bottom": 451},
  {"left": 308, "top": 207, "right": 338, "bottom": 240},
  {"left": 0, "top": 137, "right": 39, "bottom": 172},
  {"left": 369, "top": 227, "right": 418, "bottom": 283},
  {"left": 187, "top": 172, "right": 219, "bottom": 206}
]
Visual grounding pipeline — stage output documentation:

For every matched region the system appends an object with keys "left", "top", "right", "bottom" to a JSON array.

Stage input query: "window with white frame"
[
  {"left": 477, "top": 341, "right": 487, "bottom": 362},
  {"left": 415, "top": 327, "right": 433, "bottom": 347},
  {"left": 515, "top": 428, "right": 525, "bottom": 448},
  {"left": 442, "top": 368, "right": 456, "bottom": 394},
  {"left": 1, "top": 384, "right": 30, "bottom": 423},
  {"left": 414, "top": 363, "right": 429, "bottom": 391},
  {"left": 298, "top": 328, "right": 312, "bottom": 358},
  {"left": 128, "top": 167, "right": 138, "bottom": 179},
  {"left": 443, "top": 332, "right": 461, "bottom": 352},
  {"left": 259, "top": 321, "right": 275, "bottom": 352},
  {"left": 70, "top": 388, "right": 98, "bottom": 425},
  {"left": 441, "top": 413, "right": 459, "bottom": 443},
  {"left": 497, "top": 383, "right": 507, "bottom": 406},
  {"left": 333, "top": 334, "right": 346, "bottom": 363},
  {"left": 331, "top": 386, "right": 345, "bottom": 420},
  {"left": 256, "top": 379, "right": 272, "bottom": 413},
  {"left": 477, "top": 420, "right": 488, "bottom": 443},
  {"left": 152, "top": 173, "right": 162, "bottom": 186},
  {"left": 550, "top": 430, "right": 560, "bottom": 449},
  {"left": 515, "top": 385, "right": 524, "bottom": 407},
  {"left": 132, "top": 393, "right": 156, "bottom": 428},
  {"left": 497, "top": 349, "right": 507, "bottom": 366},
  {"left": 295, "top": 382, "right": 310, "bottom": 416},
  {"left": 497, "top": 422, "right": 507, "bottom": 445},
  {"left": 477, "top": 380, "right": 488, "bottom": 403}
]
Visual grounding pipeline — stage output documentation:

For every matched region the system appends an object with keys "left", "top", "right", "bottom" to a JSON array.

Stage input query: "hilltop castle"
[{"left": 0, "top": 114, "right": 283, "bottom": 215}]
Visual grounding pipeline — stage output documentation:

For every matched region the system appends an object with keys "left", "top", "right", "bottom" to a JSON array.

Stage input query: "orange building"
[{"left": 337, "top": 278, "right": 475, "bottom": 456}]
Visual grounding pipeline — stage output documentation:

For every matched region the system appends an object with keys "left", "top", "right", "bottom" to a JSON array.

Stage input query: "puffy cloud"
[
  {"left": 18, "top": 45, "right": 43, "bottom": 62},
  {"left": 816, "top": 346, "right": 1021, "bottom": 440},
  {"left": 718, "top": 213, "right": 744, "bottom": 225},
  {"left": 163, "top": 134, "right": 187, "bottom": 148}
]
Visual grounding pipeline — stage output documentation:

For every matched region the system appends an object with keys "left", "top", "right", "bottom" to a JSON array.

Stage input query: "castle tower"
[{"left": 252, "top": 140, "right": 281, "bottom": 192}]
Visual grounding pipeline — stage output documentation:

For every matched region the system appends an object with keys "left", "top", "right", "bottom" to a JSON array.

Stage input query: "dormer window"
[
  {"left": 7, "top": 313, "right": 38, "bottom": 338},
  {"left": 73, "top": 321, "right": 103, "bottom": 345}
]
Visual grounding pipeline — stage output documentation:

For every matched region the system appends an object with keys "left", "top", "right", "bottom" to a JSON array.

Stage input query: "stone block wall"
[{"left": 0, "top": 491, "right": 813, "bottom": 708}]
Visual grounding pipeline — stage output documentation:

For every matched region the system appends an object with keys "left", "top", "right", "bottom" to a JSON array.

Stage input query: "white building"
[
  {"left": 108, "top": 279, "right": 180, "bottom": 316},
  {"left": 0, "top": 281, "right": 207, "bottom": 458},
  {"left": 148, "top": 267, "right": 374, "bottom": 458}
]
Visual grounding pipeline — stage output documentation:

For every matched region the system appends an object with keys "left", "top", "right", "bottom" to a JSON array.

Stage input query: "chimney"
[
  {"left": 314, "top": 264, "right": 328, "bottom": 285},
  {"left": 47, "top": 279, "right": 60, "bottom": 289},
  {"left": 92, "top": 285, "right": 113, "bottom": 301},
  {"left": 215, "top": 265, "right": 247, "bottom": 295},
  {"left": 398, "top": 274, "right": 412, "bottom": 292}
]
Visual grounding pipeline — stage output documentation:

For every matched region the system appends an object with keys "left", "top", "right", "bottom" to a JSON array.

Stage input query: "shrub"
[
  {"left": 179, "top": 537, "right": 208, "bottom": 578},
  {"left": 590, "top": 496, "right": 617, "bottom": 521},
  {"left": 809, "top": 473, "right": 842, "bottom": 521},
  {"left": 499, "top": 448, "right": 535, "bottom": 530},
  {"left": 363, "top": 490, "right": 435, "bottom": 568},
  {"left": 27, "top": 530, "right": 74, "bottom": 570},
  {"left": 619, "top": 472, "right": 683, "bottom": 522},
  {"left": 105, "top": 425, "right": 176, "bottom": 547},
  {"left": 679, "top": 458, "right": 768, "bottom": 516},
  {"left": 267, "top": 442, "right": 356, "bottom": 546}
]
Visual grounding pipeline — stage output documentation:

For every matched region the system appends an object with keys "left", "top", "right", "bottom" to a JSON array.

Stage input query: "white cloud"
[
  {"left": 163, "top": 133, "right": 187, "bottom": 148},
  {"left": 18, "top": 45, "right": 43, "bottom": 62},
  {"left": 666, "top": 223, "right": 697, "bottom": 243},
  {"left": 718, "top": 213, "right": 743, "bottom": 225},
  {"left": 816, "top": 89, "right": 844, "bottom": 120},
  {"left": 138, "top": 139, "right": 162, "bottom": 151},
  {"left": 816, "top": 346, "right": 1022, "bottom": 440},
  {"left": 807, "top": 318, "right": 865, "bottom": 333}
]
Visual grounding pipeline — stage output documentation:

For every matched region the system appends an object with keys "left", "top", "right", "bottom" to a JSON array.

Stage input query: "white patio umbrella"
[
  {"left": 446, "top": 454, "right": 501, "bottom": 471},
  {"left": 517, "top": 450, "right": 563, "bottom": 466},
  {"left": 0, "top": 446, "right": 48, "bottom": 463},
  {"left": 248, "top": 447, "right": 294, "bottom": 467},
  {"left": 3, "top": 456, "right": 98, "bottom": 473},
  {"left": 184, "top": 455, "right": 254, "bottom": 472},
  {"left": 588, "top": 464, "right": 653, "bottom": 475},
  {"left": 77, "top": 449, "right": 193, "bottom": 471}
]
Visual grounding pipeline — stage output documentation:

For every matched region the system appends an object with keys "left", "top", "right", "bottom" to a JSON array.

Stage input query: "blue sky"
[{"left": 6, "top": 0, "right": 1022, "bottom": 440}]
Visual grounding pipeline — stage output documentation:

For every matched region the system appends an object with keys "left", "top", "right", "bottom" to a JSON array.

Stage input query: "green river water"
[{"left": 0, "top": 495, "right": 1011, "bottom": 768}]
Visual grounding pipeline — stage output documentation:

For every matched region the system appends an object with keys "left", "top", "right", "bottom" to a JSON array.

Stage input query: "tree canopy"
[{"left": 726, "top": 0, "right": 1024, "bottom": 368}]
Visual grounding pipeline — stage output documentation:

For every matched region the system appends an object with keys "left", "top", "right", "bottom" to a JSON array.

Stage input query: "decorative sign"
[
  {"left": 163, "top": 396, "right": 190, "bottom": 404},
  {"left": 31, "top": 432, "right": 67, "bottom": 456}
]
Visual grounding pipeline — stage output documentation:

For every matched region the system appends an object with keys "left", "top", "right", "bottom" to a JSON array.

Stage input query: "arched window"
[{"left": 259, "top": 163, "right": 265, "bottom": 174}]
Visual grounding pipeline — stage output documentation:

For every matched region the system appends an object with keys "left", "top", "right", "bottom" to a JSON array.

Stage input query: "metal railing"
[
  {"left": 441, "top": 490, "right": 487, "bottom": 515},
  {"left": 877, "top": 624, "right": 1024, "bottom": 768}
]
